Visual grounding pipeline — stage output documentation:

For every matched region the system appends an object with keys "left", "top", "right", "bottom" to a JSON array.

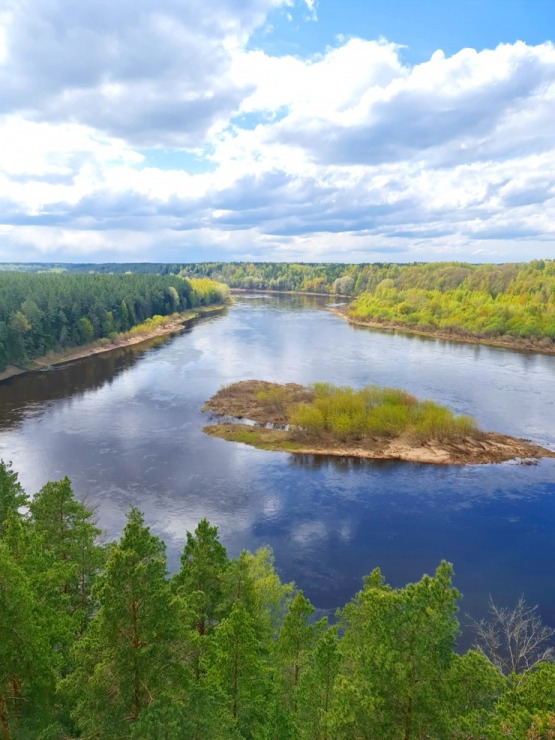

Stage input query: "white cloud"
[{"left": 0, "top": 0, "right": 554, "bottom": 263}]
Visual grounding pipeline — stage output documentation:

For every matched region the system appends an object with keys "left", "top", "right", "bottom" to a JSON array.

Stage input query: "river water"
[{"left": 1, "top": 294, "right": 554, "bottom": 637}]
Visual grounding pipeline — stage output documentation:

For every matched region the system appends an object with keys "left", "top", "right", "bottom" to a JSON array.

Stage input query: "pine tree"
[
  {"left": 276, "top": 591, "right": 322, "bottom": 715},
  {"left": 172, "top": 518, "right": 229, "bottom": 637},
  {"left": 29, "top": 477, "right": 103, "bottom": 611},
  {"left": 62, "top": 508, "right": 183, "bottom": 737},
  {"left": 208, "top": 601, "right": 271, "bottom": 738},
  {"left": 296, "top": 626, "right": 340, "bottom": 740},
  {"left": 0, "top": 543, "right": 54, "bottom": 740},
  {"left": 0, "top": 461, "right": 27, "bottom": 533},
  {"left": 332, "top": 561, "right": 460, "bottom": 739}
]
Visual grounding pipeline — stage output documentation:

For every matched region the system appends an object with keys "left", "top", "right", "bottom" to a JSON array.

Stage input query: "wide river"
[{"left": 1, "top": 294, "right": 555, "bottom": 639}]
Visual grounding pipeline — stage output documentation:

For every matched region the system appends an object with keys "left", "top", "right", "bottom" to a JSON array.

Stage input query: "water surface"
[{"left": 1, "top": 294, "right": 554, "bottom": 639}]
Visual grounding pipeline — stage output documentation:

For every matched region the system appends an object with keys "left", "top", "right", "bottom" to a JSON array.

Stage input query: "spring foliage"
[
  {"left": 260, "top": 382, "right": 478, "bottom": 442},
  {"left": 182, "top": 260, "right": 555, "bottom": 346},
  {"left": 4, "top": 260, "right": 555, "bottom": 348}
]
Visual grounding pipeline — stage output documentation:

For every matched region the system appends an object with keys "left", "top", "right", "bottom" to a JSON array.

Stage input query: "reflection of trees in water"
[
  {"left": 0, "top": 335, "right": 169, "bottom": 431},
  {"left": 288, "top": 454, "right": 395, "bottom": 472},
  {"left": 238, "top": 293, "right": 332, "bottom": 312}
]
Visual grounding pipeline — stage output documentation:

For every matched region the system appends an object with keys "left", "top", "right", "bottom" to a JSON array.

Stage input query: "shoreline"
[
  {"left": 0, "top": 304, "right": 226, "bottom": 383},
  {"left": 329, "top": 307, "right": 555, "bottom": 356},
  {"left": 230, "top": 291, "right": 555, "bottom": 356},
  {"left": 204, "top": 422, "right": 555, "bottom": 466},
  {"left": 230, "top": 287, "right": 349, "bottom": 298},
  {"left": 202, "top": 380, "right": 555, "bottom": 466}
]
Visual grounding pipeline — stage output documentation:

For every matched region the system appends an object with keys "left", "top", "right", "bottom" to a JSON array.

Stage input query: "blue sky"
[
  {"left": 0, "top": 0, "right": 555, "bottom": 263},
  {"left": 253, "top": 0, "right": 555, "bottom": 61}
]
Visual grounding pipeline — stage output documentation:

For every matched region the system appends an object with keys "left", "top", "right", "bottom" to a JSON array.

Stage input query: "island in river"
[{"left": 203, "top": 380, "right": 555, "bottom": 466}]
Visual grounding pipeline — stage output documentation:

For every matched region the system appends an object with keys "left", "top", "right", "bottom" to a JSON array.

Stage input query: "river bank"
[
  {"left": 329, "top": 306, "right": 555, "bottom": 356},
  {"left": 231, "top": 291, "right": 555, "bottom": 356},
  {"left": 230, "top": 287, "right": 349, "bottom": 298},
  {"left": 0, "top": 304, "right": 226, "bottom": 383},
  {"left": 203, "top": 380, "right": 555, "bottom": 466}
]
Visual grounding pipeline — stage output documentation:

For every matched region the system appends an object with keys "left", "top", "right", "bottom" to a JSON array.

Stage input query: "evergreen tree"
[
  {"left": 332, "top": 561, "right": 460, "bottom": 739},
  {"left": 208, "top": 601, "right": 272, "bottom": 738},
  {"left": 296, "top": 626, "right": 340, "bottom": 740},
  {"left": 172, "top": 518, "right": 229, "bottom": 637},
  {"left": 0, "top": 543, "right": 54, "bottom": 739},
  {"left": 0, "top": 461, "right": 27, "bottom": 533},
  {"left": 446, "top": 650, "right": 505, "bottom": 739},
  {"left": 485, "top": 662, "right": 555, "bottom": 738},
  {"left": 276, "top": 592, "right": 323, "bottom": 715},
  {"left": 29, "top": 477, "right": 104, "bottom": 626},
  {"left": 62, "top": 508, "right": 183, "bottom": 737}
]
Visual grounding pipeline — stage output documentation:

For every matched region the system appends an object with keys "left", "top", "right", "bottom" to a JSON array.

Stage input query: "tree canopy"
[{"left": 1, "top": 462, "right": 554, "bottom": 738}]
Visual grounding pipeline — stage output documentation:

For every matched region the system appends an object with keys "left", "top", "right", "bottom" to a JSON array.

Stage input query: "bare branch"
[{"left": 469, "top": 596, "right": 555, "bottom": 675}]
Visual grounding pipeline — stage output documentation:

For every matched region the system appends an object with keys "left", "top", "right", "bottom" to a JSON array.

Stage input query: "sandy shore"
[
  {"left": 329, "top": 306, "right": 555, "bottom": 356},
  {"left": 204, "top": 422, "right": 555, "bottom": 466},
  {"left": 0, "top": 304, "right": 226, "bottom": 383}
]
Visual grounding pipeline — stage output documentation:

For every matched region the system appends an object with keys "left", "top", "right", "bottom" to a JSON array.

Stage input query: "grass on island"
[
  {"left": 203, "top": 380, "right": 479, "bottom": 450},
  {"left": 204, "top": 424, "right": 305, "bottom": 452}
]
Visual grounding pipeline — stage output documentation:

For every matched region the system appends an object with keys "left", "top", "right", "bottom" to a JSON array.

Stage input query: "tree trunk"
[{"left": 0, "top": 695, "right": 11, "bottom": 740}]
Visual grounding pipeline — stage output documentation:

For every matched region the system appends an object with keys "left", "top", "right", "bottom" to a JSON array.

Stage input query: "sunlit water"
[{"left": 1, "top": 294, "right": 554, "bottom": 643}]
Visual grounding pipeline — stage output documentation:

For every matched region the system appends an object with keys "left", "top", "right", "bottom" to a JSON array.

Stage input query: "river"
[{"left": 1, "top": 293, "right": 554, "bottom": 639}]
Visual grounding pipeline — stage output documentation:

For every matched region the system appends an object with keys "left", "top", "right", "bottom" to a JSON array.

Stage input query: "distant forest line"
[
  {"left": 1, "top": 460, "right": 555, "bottom": 739},
  {"left": 2, "top": 259, "right": 554, "bottom": 349},
  {"left": 0, "top": 273, "right": 227, "bottom": 371}
]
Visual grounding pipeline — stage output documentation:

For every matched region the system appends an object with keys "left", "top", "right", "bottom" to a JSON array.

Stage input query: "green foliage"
[
  {"left": 275, "top": 591, "right": 326, "bottom": 725},
  {"left": 1, "top": 460, "right": 554, "bottom": 738},
  {"left": 348, "top": 260, "right": 555, "bottom": 346},
  {"left": 484, "top": 664, "right": 555, "bottom": 738},
  {"left": 296, "top": 626, "right": 340, "bottom": 739},
  {"left": 446, "top": 650, "right": 506, "bottom": 738},
  {"left": 208, "top": 601, "right": 272, "bottom": 738},
  {"left": 0, "top": 460, "right": 27, "bottom": 532},
  {"left": 0, "top": 271, "right": 224, "bottom": 371},
  {"left": 30, "top": 477, "right": 104, "bottom": 628},
  {"left": 4, "top": 259, "right": 555, "bottom": 348},
  {"left": 172, "top": 518, "right": 229, "bottom": 637},
  {"left": 166, "top": 259, "right": 555, "bottom": 346},
  {"left": 0, "top": 543, "right": 55, "bottom": 739},
  {"left": 241, "top": 546, "right": 294, "bottom": 639},
  {"left": 331, "top": 561, "right": 460, "bottom": 739},
  {"left": 288, "top": 382, "right": 477, "bottom": 443},
  {"left": 62, "top": 508, "right": 183, "bottom": 737}
]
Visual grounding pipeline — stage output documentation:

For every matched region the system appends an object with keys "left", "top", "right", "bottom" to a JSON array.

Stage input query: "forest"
[
  {"left": 5, "top": 260, "right": 552, "bottom": 346},
  {"left": 1, "top": 460, "right": 554, "bottom": 739},
  {"left": 0, "top": 273, "right": 227, "bottom": 371},
  {"left": 179, "top": 261, "right": 555, "bottom": 346}
]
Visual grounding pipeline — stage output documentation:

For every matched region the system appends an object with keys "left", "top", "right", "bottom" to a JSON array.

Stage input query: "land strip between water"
[{"left": 203, "top": 380, "right": 555, "bottom": 466}]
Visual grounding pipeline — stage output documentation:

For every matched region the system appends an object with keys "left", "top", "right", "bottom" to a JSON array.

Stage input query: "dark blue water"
[{"left": 1, "top": 294, "right": 554, "bottom": 640}]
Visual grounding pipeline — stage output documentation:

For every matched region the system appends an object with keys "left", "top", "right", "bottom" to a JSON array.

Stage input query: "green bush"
[{"left": 287, "top": 384, "right": 477, "bottom": 444}]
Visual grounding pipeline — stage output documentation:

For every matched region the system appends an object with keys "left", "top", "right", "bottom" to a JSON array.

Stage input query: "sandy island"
[
  {"left": 0, "top": 304, "right": 226, "bottom": 383},
  {"left": 203, "top": 380, "right": 555, "bottom": 466}
]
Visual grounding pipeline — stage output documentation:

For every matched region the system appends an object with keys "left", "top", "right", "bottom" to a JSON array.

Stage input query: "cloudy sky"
[{"left": 1, "top": 0, "right": 554, "bottom": 264}]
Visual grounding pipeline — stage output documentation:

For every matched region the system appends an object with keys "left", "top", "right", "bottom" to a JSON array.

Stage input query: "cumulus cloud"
[
  {"left": 0, "top": 0, "right": 555, "bottom": 263},
  {"left": 0, "top": 0, "right": 293, "bottom": 145}
]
